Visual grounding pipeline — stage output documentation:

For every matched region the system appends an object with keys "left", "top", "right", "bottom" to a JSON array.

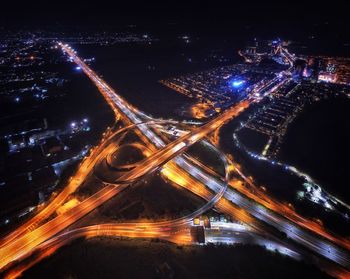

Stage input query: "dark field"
[
  {"left": 21, "top": 237, "right": 331, "bottom": 279},
  {"left": 93, "top": 172, "right": 205, "bottom": 222},
  {"left": 186, "top": 141, "right": 226, "bottom": 177},
  {"left": 218, "top": 111, "right": 350, "bottom": 236},
  {"left": 279, "top": 98, "right": 350, "bottom": 203},
  {"left": 236, "top": 127, "right": 269, "bottom": 154}
]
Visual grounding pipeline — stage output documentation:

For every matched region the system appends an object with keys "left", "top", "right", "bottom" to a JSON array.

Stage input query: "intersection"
[{"left": 0, "top": 42, "right": 349, "bottom": 279}]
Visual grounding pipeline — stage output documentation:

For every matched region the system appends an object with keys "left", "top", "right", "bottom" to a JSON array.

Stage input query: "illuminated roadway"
[
  {"left": 0, "top": 88, "right": 250, "bottom": 271},
  {"left": 57, "top": 43, "right": 350, "bottom": 269},
  {"left": 0, "top": 42, "right": 278, "bottom": 270},
  {"left": 0, "top": 43, "right": 349, "bottom": 277},
  {"left": 6, "top": 221, "right": 296, "bottom": 279}
]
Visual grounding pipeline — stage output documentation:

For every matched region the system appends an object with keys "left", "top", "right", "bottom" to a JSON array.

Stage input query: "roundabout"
[
  {"left": 93, "top": 120, "right": 191, "bottom": 184},
  {"left": 106, "top": 143, "right": 148, "bottom": 172}
]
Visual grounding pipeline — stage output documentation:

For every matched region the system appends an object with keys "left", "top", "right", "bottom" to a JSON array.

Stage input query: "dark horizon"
[
  {"left": 2, "top": 0, "right": 349, "bottom": 57},
  {"left": 1, "top": 0, "right": 348, "bottom": 28}
]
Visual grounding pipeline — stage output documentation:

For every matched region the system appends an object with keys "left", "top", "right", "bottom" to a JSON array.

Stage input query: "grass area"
[
  {"left": 21, "top": 237, "right": 331, "bottom": 279},
  {"left": 98, "top": 173, "right": 205, "bottom": 221},
  {"left": 186, "top": 142, "right": 225, "bottom": 177},
  {"left": 110, "top": 145, "right": 145, "bottom": 166},
  {"left": 278, "top": 98, "right": 350, "bottom": 203},
  {"left": 236, "top": 127, "right": 269, "bottom": 154}
]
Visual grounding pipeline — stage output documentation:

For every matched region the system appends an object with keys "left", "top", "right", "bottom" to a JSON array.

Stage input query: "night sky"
[{"left": 1, "top": 0, "right": 348, "bottom": 30}]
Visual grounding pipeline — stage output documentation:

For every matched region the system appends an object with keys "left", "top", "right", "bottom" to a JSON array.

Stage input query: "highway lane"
[
  {"left": 0, "top": 183, "right": 128, "bottom": 270},
  {"left": 3, "top": 223, "right": 192, "bottom": 279},
  {"left": 6, "top": 219, "right": 349, "bottom": 279},
  {"left": 11, "top": 217, "right": 312, "bottom": 279},
  {"left": 205, "top": 226, "right": 301, "bottom": 260}
]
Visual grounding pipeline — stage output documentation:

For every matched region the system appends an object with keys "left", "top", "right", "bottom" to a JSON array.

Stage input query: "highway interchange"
[{"left": 0, "top": 42, "right": 349, "bottom": 278}]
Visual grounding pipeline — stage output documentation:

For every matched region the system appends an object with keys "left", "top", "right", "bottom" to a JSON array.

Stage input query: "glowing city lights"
[{"left": 231, "top": 79, "right": 246, "bottom": 88}]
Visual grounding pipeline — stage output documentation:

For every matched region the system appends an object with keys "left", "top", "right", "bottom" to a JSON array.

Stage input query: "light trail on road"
[
  {"left": 0, "top": 65, "right": 251, "bottom": 271},
  {"left": 1, "top": 42, "right": 349, "bottom": 278}
]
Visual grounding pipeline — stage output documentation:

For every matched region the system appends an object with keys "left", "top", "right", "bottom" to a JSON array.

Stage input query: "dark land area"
[
  {"left": 219, "top": 108, "right": 350, "bottom": 236},
  {"left": 236, "top": 127, "right": 269, "bottom": 154},
  {"left": 80, "top": 172, "right": 205, "bottom": 223},
  {"left": 279, "top": 98, "right": 350, "bottom": 203},
  {"left": 219, "top": 110, "right": 305, "bottom": 202},
  {"left": 186, "top": 141, "right": 226, "bottom": 177},
  {"left": 75, "top": 38, "right": 239, "bottom": 120},
  {"left": 0, "top": 43, "right": 115, "bottom": 226},
  {"left": 21, "top": 237, "right": 332, "bottom": 279}
]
